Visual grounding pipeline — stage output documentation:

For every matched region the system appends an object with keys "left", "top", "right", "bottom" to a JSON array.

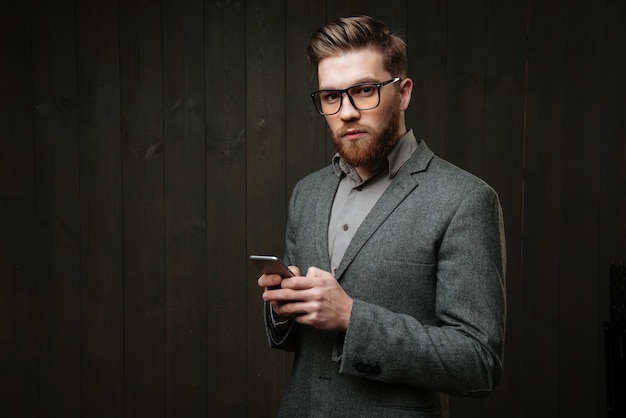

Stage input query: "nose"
[{"left": 338, "top": 92, "right": 360, "bottom": 120}]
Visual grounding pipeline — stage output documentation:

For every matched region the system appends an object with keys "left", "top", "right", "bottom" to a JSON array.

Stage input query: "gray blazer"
[{"left": 265, "top": 137, "right": 506, "bottom": 418}]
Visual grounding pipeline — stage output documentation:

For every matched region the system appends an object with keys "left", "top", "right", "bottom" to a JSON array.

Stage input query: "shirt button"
[{"left": 342, "top": 224, "right": 349, "bottom": 231}]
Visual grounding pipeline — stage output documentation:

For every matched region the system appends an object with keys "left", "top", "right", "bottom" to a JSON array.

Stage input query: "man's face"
[{"left": 317, "top": 47, "right": 411, "bottom": 170}]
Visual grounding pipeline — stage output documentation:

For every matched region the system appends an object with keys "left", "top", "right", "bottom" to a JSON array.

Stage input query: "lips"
[{"left": 342, "top": 128, "right": 367, "bottom": 141}]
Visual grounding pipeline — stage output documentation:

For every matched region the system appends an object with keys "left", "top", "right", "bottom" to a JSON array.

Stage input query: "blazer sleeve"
[
  {"left": 338, "top": 183, "right": 506, "bottom": 396},
  {"left": 263, "top": 301, "right": 298, "bottom": 351},
  {"left": 262, "top": 178, "right": 304, "bottom": 352}
]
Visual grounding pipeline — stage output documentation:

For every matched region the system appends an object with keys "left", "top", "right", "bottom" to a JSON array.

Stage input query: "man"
[{"left": 257, "top": 15, "right": 506, "bottom": 418}]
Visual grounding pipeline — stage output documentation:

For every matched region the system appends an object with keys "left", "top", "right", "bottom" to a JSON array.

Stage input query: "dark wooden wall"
[{"left": 1, "top": 0, "right": 625, "bottom": 417}]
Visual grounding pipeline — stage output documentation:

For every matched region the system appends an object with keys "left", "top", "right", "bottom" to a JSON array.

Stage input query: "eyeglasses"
[{"left": 310, "top": 77, "right": 401, "bottom": 116}]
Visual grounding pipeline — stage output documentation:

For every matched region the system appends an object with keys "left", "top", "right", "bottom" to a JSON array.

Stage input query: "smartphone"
[{"left": 249, "top": 255, "right": 295, "bottom": 278}]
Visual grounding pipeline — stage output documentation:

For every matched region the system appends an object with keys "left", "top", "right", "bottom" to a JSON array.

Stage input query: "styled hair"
[{"left": 307, "top": 15, "right": 408, "bottom": 78}]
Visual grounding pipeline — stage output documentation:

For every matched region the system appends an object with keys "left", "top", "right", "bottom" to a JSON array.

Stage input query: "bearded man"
[{"left": 257, "top": 15, "right": 507, "bottom": 418}]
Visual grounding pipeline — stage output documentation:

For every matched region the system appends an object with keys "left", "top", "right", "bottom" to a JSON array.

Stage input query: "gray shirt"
[{"left": 328, "top": 130, "right": 418, "bottom": 274}]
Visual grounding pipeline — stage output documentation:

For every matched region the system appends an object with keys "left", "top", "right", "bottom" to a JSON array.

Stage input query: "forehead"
[{"left": 317, "top": 48, "right": 388, "bottom": 89}]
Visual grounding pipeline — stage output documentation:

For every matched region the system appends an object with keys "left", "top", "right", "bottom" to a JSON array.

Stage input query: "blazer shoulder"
[
  {"left": 287, "top": 164, "right": 339, "bottom": 212},
  {"left": 291, "top": 164, "right": 338, "bottom": 194},
  {"left": 430, "top": 157, "right": 488, "bottom": 184},
  {"left": 407, "top": 141, "right": 499, "bottom": 201}
]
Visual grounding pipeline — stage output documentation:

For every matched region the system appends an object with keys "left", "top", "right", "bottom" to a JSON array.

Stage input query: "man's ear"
[{"left": 399, "top": 77, "right": 413, "bottom": 112}]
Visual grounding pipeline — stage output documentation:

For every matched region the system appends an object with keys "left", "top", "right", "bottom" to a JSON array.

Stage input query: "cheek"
[
  {"left": 370, "top": 104, "right": 395, "bottom": 127},
  {"left": 325, "top": 115, "right": 343, "bottom": 134}
]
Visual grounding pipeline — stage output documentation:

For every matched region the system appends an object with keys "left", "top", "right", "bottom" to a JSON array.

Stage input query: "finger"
[
  {"left": 277, "top": 275, "right": 313, "bottom": 291},
  {"left": 258, "top": 273, "right": 282, "bottom": 289},
  {"left": 306, "top": 266, "right": 324, "bottom": 277},
  {"left": 306, "top": 266, "right": 336, "bottom": 280},
  {"left": 275, "top": 301, "right": 309, "bottom": 317},
  {"left": 257, "top": 275, "right": 268, "bottom": 288}
]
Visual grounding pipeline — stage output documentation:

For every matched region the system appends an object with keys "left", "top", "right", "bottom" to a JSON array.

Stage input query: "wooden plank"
[
  {"left": 406, "top": 0, "right": 447, "bottom": 156},
  {"left": 161, "top": 0, "right": 208, "bottom": 416},
  {"left": 444, "top": 0, "right": 487, "bottom": 178},
  {"left": 75, "top": 1, "right": 124, "bottom": 416},
  {"left": 204, "top": 0, "right": 248, "bottom": 416},
  {"left": 558, "top": 1, "right": 604, "bottom": 416},
  {"left": 245, "top": 0, "right": 287, "bottom": 416},
  {"left": 30, "top": 0, "right": 81, "bottom": 415},
  {"left": 599, "top": 1, "right": 626, "bottom": 416},
  {"left": 520, "top": 0, "right": 569, "bottom": 416},
  {"left": 0, "top": 1, "right": 37, "bottom": 415},
  {"left": 367, "top": 0, "right": 407, "bottom": 39},
  {"left": 326, "top": 1, "right": 368, "bottom": 22},
  {"left": 285, "top": 0, "right": 328, "bottom": 195},
  {"left": 118, "top": 0, "right": 166, "bottom": 416},
  {"left": 479, "top": 1, "right": 527, "bottom": 417}
]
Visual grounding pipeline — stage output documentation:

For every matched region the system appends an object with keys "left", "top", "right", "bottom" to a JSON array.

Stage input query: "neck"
[{"left": 355, "top": 165, "right": 373, "bottom": 181}]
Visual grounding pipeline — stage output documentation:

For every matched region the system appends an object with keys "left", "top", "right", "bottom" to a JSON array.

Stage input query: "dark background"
[{"left": 1, "top": 0, "right": 625, "bottom": 417}]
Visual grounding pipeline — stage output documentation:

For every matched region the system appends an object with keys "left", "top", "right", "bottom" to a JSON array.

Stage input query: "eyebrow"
[{"left": 318, "top": 78, "right": 381, "bottom": 91}]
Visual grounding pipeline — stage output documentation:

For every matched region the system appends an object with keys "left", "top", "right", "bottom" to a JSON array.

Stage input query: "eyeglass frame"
[{"left": 310, "top": 77, "right": 401, "bottom": 116}]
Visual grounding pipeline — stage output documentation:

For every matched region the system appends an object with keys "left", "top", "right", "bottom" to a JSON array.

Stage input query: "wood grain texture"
[
  {"left": 205, "top": 0, "right": 248, "bottom": 415},
  {"left": 119, "top": 0, "right": 166, "bottom": 416},
  {"left": 0, "top": 0, "right": 37, "bottom": 415},
  {"left": 162, "top": 0, "right": 208, "bottom": 416},
  {"left": 76, "top": 1, "right": 124, "bottom": 416},
  {"left": 31, "top": 0, "right": 82, "bottom": 416},
  {"left": 522, "top": 0, "right": 568, "bottom": 416}
]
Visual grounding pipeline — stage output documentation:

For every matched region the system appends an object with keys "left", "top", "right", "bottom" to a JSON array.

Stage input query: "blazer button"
[{"left": 354, "top": 361, "right": 365, "bottom": 372}]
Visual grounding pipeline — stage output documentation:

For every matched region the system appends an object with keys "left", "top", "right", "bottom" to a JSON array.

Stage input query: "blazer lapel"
[{"left": 334, "top": 139, "right": 434, "bottom": 280}]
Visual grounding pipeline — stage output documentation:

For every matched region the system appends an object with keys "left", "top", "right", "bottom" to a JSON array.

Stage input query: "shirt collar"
[{"left": 332, "top": 129, "right": 418, "bottom": 183}]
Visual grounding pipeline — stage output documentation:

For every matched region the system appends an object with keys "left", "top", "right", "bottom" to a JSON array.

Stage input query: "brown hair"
[{"left": 307, "top": 16, "right": 407, "bottom": 78}]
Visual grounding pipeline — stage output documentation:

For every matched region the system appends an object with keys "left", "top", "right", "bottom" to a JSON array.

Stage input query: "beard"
[{"left": 330, "top": 105, "right": 401, "bottom": 168}]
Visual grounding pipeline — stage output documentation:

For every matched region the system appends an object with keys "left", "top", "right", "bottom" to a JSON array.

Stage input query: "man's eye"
[
  {"left": 322, "top": 92, "right": 341, "bottom": 103},
  {"left": 353, "top": 85, "right": 376, "bottom": 96}
]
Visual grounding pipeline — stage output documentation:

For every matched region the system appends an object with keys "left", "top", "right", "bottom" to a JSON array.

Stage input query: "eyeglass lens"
[{"left": 313, "top": 84, "right": 380, "bottom": 115}]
